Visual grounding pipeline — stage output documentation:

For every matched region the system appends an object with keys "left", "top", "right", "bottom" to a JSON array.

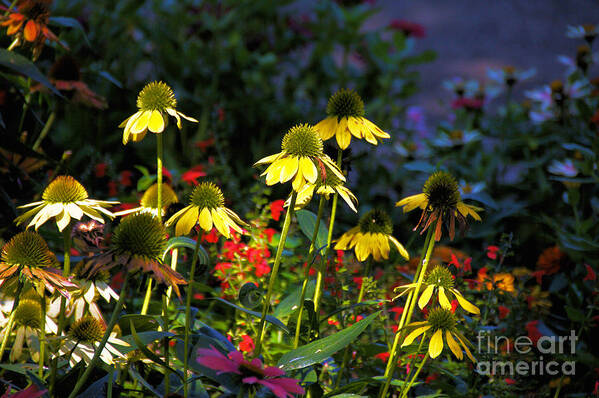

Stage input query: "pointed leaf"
[{"left": 0, "top": 49, "right": 60, "bottom": 96}]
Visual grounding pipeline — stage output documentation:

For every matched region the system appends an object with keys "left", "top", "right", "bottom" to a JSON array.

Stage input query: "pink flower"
[{"left": 197, "top": 346, "right": 304, "bottom": 397}]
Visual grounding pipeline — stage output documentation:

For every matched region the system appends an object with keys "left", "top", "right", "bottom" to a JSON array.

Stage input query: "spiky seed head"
[
  {"left": 14, "top": 299, "right": 42, "bottom": 329},
  {"left": 42, "top": 176, "right": 88, "bottom": 203},
  {"left": 423, "top": 171, "right": 461, "bottom": 211},
  {"left": 190, "top": 182, "right": 225, "bottom": 209},
  {"left": 326, "top": 88, "right": 365, "bottom": 119},
  {"left": 111, "top": 213, "right": 167, "bottom": 261},
  {"left": 427, "top": 307, "right": 457, "bottom": 332},
  {"left": 425, "top": 265, "right": 455, "bottom": 289},
  {"left": 1, "top": 231, "right": 57, "bottom": 269},
  {"left": 140, "top": 183, "right": 179, "bottom": 210},
  {"left": 70, "top": 316, "right": 105, "bottom": 343},
  {"left": 136, "top": 81, "right": 177, "bottom": 111},
  {"left": 281, "top": 124, "right": 324, "bottom": 157},
  {"left": 358, "top": 209, "right": 393, "bottom": 235}
]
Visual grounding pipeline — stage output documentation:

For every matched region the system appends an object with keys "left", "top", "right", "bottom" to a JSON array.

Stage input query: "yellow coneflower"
[
  {"left": 0, "top": 231, "right": 75, "bottom": 295},
  {"left": 288, "top": 161, "right": 358, "bottom": 212},
  {"left": 315, "top": 88, "right": 390, "bottom": 150},
  {"left": 335, "top": 209, "right": 409, "bottom": 262},
  {"left": 165, "top": 182, "right": 247, "bottom": 238},
  {"left": 396, "top": 171, "right": 482, "bottom": 241},
  {"left": 401, "top": 307, "right": 475, "bottom": 361},
  {"left": 56, "top": 316, "right": 127, "bottom": 366},
  {"left": 15, "top": 175, "right": 117, "bottom": 232},
  {"left": 113, "top": 183, "right": 178, "bottom": 217},
  {"left": 394, "top": 265, "right": 480, "bottom": 314},
  {"left": 82, "top": 213, "right": 186, "bottom": 299},
  {"left": 119, "top": 81, "right": 198, "bottom": 145},
  {"left": 254, "top": 124, "right": 345, "bottom": 192}
]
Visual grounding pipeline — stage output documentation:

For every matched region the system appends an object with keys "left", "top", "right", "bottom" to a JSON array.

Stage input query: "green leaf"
[
  {"left": 213, "top": 297, "right": 289, "bottom": 333},
  {"left": 49, "top": 16, "right": 91, "bottom": 47},
  {"left": 117, "top": 331, "right": 174, "bottom": 354},
  {"left": 129, "top": 320, "right": 184, "bottom": 381},
  {"left": 0, "top": 49, "right": 60, "bottom": 96},
  {"left": 274, "top": 280, "right": 316, "bottom": 318},
  {"left": 163, "top": 236, "right": 210, "bottom": 266},
  {"left": 565, "top": 306, "right": 585, "bottom": 322},
  {"left": 277, "top": 311, "right": 380, "bottom": 371},
  {"left": 296, "top": 209, "right": 329, "bottom": 249}
]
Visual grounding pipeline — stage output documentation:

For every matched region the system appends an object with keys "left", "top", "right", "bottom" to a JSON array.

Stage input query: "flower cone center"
[
  {"left": 112, "top": 213, "right": 166, "bottom": 260},
  {"left": 136, "top": 81, "right": 177, "bottom": 111},
  {"left": 326, "top": 88, "right": 365, "bottom": 119},
  {"left": 14, "top": 299, "right": 42, "bottom": 329},
  {"left": 190, "top": 182, "right": 224, "bottom": 209},
  {"left": 42, "top": 176, "right": 88, "bottom": 203},
  {"left": 2, "top": 231, "right": 57, "bottom": 269},
  {"left": 427, "top": 307, "right": 457, "bottom": 332},
  {"left": 70, "top": 316, "right": 105, "bottom": 343},
  {"left": 425, "top": 265, "right": 455, "bottom": 289},
  {"left": 281, "top": 124, "right": 323, "bottom": 158},
  {"left": 141, "top": 183, "right": 178, "bottom": 209},
  {"left": 358, "top": 209, "right": 393, "bottom": 235},
  {"left": 423, "top": 171, "right": 460, "bottom": 211}
]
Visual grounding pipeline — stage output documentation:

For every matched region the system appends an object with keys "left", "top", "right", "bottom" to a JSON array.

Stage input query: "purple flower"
[{"left": 197, "top": 346, "right": 305, "bottom": 398}]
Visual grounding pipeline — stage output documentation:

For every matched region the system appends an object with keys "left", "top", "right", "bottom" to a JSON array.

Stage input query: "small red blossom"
[
  {"left": 526, "top": 320, "right": 542, "bottom": 345},
  {"left": 107, "top": 180, "right": 118, "bottom": 197},
  {"left": 202, "top": 229, "right": 220, "bottom": 244},
  {"left": 389, "top": 306, "right": 404, "bottom": 320},
  {"left": 120, "top": 170, "right": 133, "bottom": 187},
  {"left": 160, "top": 166, "right": 172, "bottom": 182},
  {"left": 270, "top": 200, "right": 285, "bottom": 221},
  {"left": 217, "top": 108, "right": 225, "bottom": 122},
  {"left": 193, "top": 293, "right": 205, "bottom": 300},
  {"left": 263, "top": 228, "right": 276, "bottom": 243},
  {"left": 504, "top": 378, "right": 517, "bottom": 385},
  {"left": 584, "top": 264, "right": 596, "bottom": 281},
  {"left": 328, "top": 318, "right": 339, "bottom": 326},
  {"left": 181, "top": 165, "right": 206, "bottom": 185},
  {"left": 450, "top": 300, "right": 458, "bottom": 314},
  {"left": 238, "top": 334, "right": 255, "bottom": 353},
  {"left": 389, "top": 19, "right": 426, "bottom": 38},
  {"left": 375, "top": 352, "right": 390, "bottom": 362},
  {"left": 94, "top": 162, "right": 107, "bottom": 178},
  {"left": 498, "top": 305, "right": 510, "bottom": 319},
  {"left": 195, "top": 137, "right": 215, "bottom": 151},
  {"left": 531, "top": 270, "right": 546, "bottom": 284},
  {"left": 425, "top": 373, "right": 439, "bottom": 384},
  {"left": 486, "top": 246, "right": 500, "bottom": 260}
]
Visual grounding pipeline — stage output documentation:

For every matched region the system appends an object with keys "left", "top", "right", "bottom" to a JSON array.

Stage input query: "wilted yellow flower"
[{"left": 335, "top": 209, "right": 409, "bottom": 262}]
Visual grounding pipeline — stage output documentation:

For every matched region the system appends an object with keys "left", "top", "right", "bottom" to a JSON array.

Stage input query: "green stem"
[
  {"left": 400, "top": 354, "right": 429, "bottom": 398},
  {"left": 379, "top": 226, "right": 435, "bottom": 398},
  {"left": 39, "top": 292, "right": 46, "bottom": 379},
  {"left": 400, "top": 334, "right": 426, "bottom": 394},
  {"left": 68, "top": 272, "right": 131, "bottom": 398},
  {"left": 4, "top": 0, "right": 18, "bottom": 15},
  {"left": 312, "top": 149, "right": 343, "bottom": 320},
  {"left": 293, "top": 196, "right": 326, "bottom": 348},
  {"left": 165, "top": 248, "right": 179, "bottom": 306},
  {"left": 184, "top": 235, "right": 203, "bottom": 398},
  {"left": 56, "top": 227, "right": 72, "bottom": 336},
  {"left": 254, "top": 191, "right": 298, "bottom": 357},
  {"left": 334, "top": 258, "right": 373, "bottom": 389},
  {"left": 32, "top": 111, "right": 55, "bottom": 151},
  {"left": 0, "top": 278, "right": 24, "bottom": 359},
  {"left": 162, "top": 294, "right": 170, "bottom": 397},
  {"left": 107, "top": 365, "right": 114, "bottom": 398}
]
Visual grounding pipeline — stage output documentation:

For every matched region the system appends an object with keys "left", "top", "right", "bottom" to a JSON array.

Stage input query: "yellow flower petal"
[
  {"left": 176, "top": 205, "right": 199, "bottom": 236},
  {"left": 336, "top": 118, "right": 351, "bottom": 149},
  {"left": 438, "top": 287, "right": 451, "bottom": 309},
  {"left": 362, "top": 117, "right": 390, "bottom": 139},
  {"left": 292, "top": 172, "right": 306, "bottom": 192},
  {"left": 337, "top": 186, "right": 358, "bottom": 212},
  {"left": 314, "top": 117, "right": 337, "bottom": 140},
  {"left": 347, "top": 117, "right": 364, "bottom": 138},
  {"left": 299, "top": 157, "right": 317, "bottom": 184},
  {"left": 131, "top": 111, "right": 151, "bottom": 134},
  {"left": 198, "top": 207, "right": 213, "bottom": 232},
  {"left": 147, "top": 110, "right": 165, "bottom": 133},
  {"left": 166, "top": 108, "right": 182, "bottom": 129},
  {"left": 165, "top": 205, "right": 189, "bottom": 227},
  {"left": 254, "top": 151, "right": 284, "bottom": 166},
  {"left": 453, "top": 289, "right": 480, "bottom": 314},
  {"left": 389, "top": 236, "right": 410, "bottom": 260},
  {"left": 56, "top": 209, "right": 71, "bottom": 232},
  {"left": 396, "top": 193, "right": 428, "bottom": 212},
  {"left": 446, "top": 330, "right": 463, "bottom": 360},
  {"left": 218, "top": 208, "right": 243, "bottom": 234},
  {"left": 429, "top": 329, "right": 444, "bottom": 358},
  {"left": 211, "top": 208, "right": 230, "bottom": 238},
  {"left": 418, "top": 285, "right": 435, "bottom": 309},
  {"left": 401, "top": 325, "right": 431, "bottom": 347},
  {"left": 66, "top": 203, "right": 84, "bottom": 220},
  {"left": 279, "top": 156, "right": 299, "bottom": 183}
]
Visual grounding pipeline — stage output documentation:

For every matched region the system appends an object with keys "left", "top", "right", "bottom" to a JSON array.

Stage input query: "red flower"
[
  {"left": 531, "top": 270, "right": 546, "bottom": 284},
  {"left": 270, "top": 200, "right": 285, "bottom": 221},
  {"left": 263, "top": 228, "right": 276, "bottom": 243},
  {"left": 498, "top": 305, "right": 510, "bottom": 319},
  {"left": 202, "top": 229, "right": 220, "bottom": 244},
  {"left": 181, "top": 165, "right": 206, "bottom": 185},
  {"left": 450, "top": 300, "right": 459, "bottom": 314},
  {"left": 375, "top": 352, "right": 390, "bottom": 362},
  {"left": 160, "top": 166, "right": 172, "bottom": 183},
  {"left": 504, "top": 378, "right": 517, "bottom": 385},
  {"left": 425, "top": 373, "right": 439, "bottom": 384},
  {"left": 195, "top": 137, "right": 215, "bottom": 151},
  {"left": 120, "top": 170, "right": 133, "bottom": 187},
  {"left": 193, "top": 293, "right": 205, "bottom": 300},
  {"left": 486, "top": 246, "right": 500, "bottom": 260},
  {"left": 94, "top": 162, "right": 107, "bottom": 178},
  {"left": 525, "top": 320, "right": 542, "bottom": 345},
  {"left": 217, "top": 108, "right": 225, "bottom": 122},
  {"left": 389, "top": 306, "right": 404, "bottom": 320},
  {"left": 584, "top": 264, "right": 596, "bottom": 281},
  {"left": 463, "top": 257, "right": 472, "bottom": 273},
  {"left": 254, "top": 261, "right": 271, "bottom": 278},
  {"left": 389, "top": 19, "right": 426, "bottom": 38},
  {"left": 107, "top": 180, "right": 118, "bottom": 197},
  {"left": 328, "top": 318, "right": 339, "bottom": 326},
  {"left": 238, "top": 334, "right": 255, "bottom": 353}
]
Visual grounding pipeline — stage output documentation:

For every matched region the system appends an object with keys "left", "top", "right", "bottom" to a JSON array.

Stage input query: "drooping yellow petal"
[
  {"left": 279, "top": 156, "right": 299, "bottom": 183},
  {"left": 389, "top": 236, "right": 409, "bottom": 260},
  {"left": 254, "top": 151, "right": 284, "bottom": 166},
  {"left": 175, "top": 206, "right": 199, "bottom": 236},
  {"left": 428, "top": 329, "right": 444, "bottom": 358},
  {"left": 56, "top": 209, "right": 71, "bottom": 232},
  {"left": 165, "top": 205, "right": 190, "bottom": 227},
  {"left": 334, "top": 227, "right": 359, "bottom": 250},
  {"left": 299, "top": 157, "right": 317, "bottom": 184},
  {"left": 198, "top": 207, "right": 213, "bottom": 232},
  {"left": 321, "top": 156, "right": 346, "bottom": 182},
  {"left": 396, "top": 193, "right": 428, "bottom": 213},
  {"left": 211, "top": 208, "right": 230, "bottom": 238},
  {"left": 347, "top": 117, "right": 364, "bottom": 138},
  {"left": 438, "top": 287, "right": 452, "bottom": 309},
  {"left": 455, "top": 333, "right": 476, "bottom": 362},
  {"left": 362, "top": 117, "right": 390, "bottom": 139},
  {"left": 452, "top": 289, "right": 481, "bottom": 314},
  {"left": 446, "top": 330, "right": 463, "bottom": 360},
  {"left": 418, "top": 285, "right": 434, "bottom": 309},
  {"left": 336, "top": 186, "right": 358, "bottom": 212},
  {"left": 336, "top": 118, "right": 351, "bottom": 150},
  {"left": 147, "top": 110, "right": 165, "bottom": 133},
  {"left": 292, "top": 172, "right": 306, "bottom": 192},
  {"left": 314, "top": 117, "right": 337, "bottom": 140},
  {"left": 131, "top": 111, "right": 151, "bottom": 134},
  {"left": 166, "top": 108, "right": 182, "bottom": 129},
  {"left": 401, "top": 325, "right": 431, "bottom": 347},
  {"left": 218, "top": 208, "right": 243, "bottom": 234},
  {"left": 66, "top": 203, "right": 84, "bottom": 221}
]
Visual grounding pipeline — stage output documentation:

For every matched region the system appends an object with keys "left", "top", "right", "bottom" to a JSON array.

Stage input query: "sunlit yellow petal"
[
  {"left": 446, "top": 330, "right": 463, "bottom": 360},
  {"left": 429, "top": 329, "right": 444, "bottom": 358},
  {"left": 314, "top": 117, "right": 337, "bottom": 140},
  {"left": 211, "top": 208, "right": 230, "bottom": 238},
  {"left": 299, "top": 157, "right": 317, "bottom": 184},
  {"left": 132, "top": 111, "right": 151, "bottom": 134},
  {"left": 388, "top": 236, "right": 409, "bottom": 260},
  {"left": 347, "top": 117, "right": 364, "bottom": 138},
  {"left": 336, "top": 119, "right": 351, "bottom": 149},
  {"left": 396, "top": 193, "right": 428, "bottom": 212},
  {"left": 401, "top": 325, "right": 431, "bottom": 347},
  {"left": 418, "top": 285, "right": 434, "bottom": 309},
  {"left": 176, "top": 206, "right": 199, "bottom": 236},
  {"left": 279, "top": 156, "right": 299, "bottom": 183},
  {"left": 148, "top": 110, "right": 165, "bottom": 133},
  {"left": 198, "top": 207, "right": 213, "bottom": 232},
  {"left": 438, "top": 287, "right": 451, "bottom": 309},
  {"left": 453, "top": 289, "right": 480, "bottom": 314},
  {"left": 254, "top": 151, "right": 284, "bottom": 166}
]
